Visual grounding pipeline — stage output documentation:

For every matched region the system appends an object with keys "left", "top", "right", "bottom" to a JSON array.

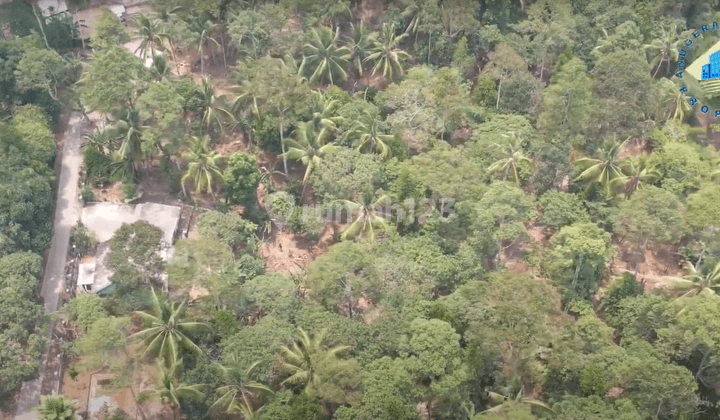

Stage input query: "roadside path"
[{"left": 15, "top": 112, "right": 87, "bottom": 420}]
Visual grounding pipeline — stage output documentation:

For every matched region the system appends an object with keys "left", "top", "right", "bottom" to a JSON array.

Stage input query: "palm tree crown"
[
  {"left": 278, "top": 327, "right": 352, "bottom": 387},
  {"left": 669, "top": 261, "right": 720, "bottom": 301},
  {"left": 283, "top": 122, "right": 337, "bottom": 184},
  {"left": 613, "top": 155, "right": 660, "bottom": 198},
  {"left": 574, "top": 138, "right": 628, "bottom": 196},
  {"left": 36, "top": 395, "right": 78, "bottom": 420},
  {"left": 365, "top": 23, "right": 411, "bottom": 80},
  {"left": 346, "top": 110, "right": 393, "bottom": 159},
  {"left": 129, "top": 288, "right": 210, "bottom": 365},
  {"left": 298, "top": 26, "right": 352, "bottom": 85},
  {"left": 211, "top": 356, "right": 274, "bottom": 415},
  {"left": 197, "top": 77, "right": 234, "bottom": 135},
  {"left": 133, "top": 13, "right": 168, "bottom": 60},
  {"left": 338, "top": 190, "right": 393, "bottom": 241},
  {"left": 346, "top": 22, "right": 375, "bottom": 77},
  {"left": 643, "top": 23, "right": 681, "bottom": 78},
  {"left": 487, "top": 132, "right": 532, "bottom": 184},
  {"left": 181, "top": 135, "right": 224, "bottom": 198},
  {"left": 139, "top": 358, "right": 205, "bottom": 420}
]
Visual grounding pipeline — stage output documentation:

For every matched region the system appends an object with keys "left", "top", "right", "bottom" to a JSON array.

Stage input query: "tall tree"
[
  {"left": 129, "top": 288, "right": 210, "bottom": 366},
  {"left": 278, "top": 327, "right": 352, "bottom": 388},
  {"left": 196, "top": 77, "right": 234, "bottom": 135},
  {"left": 211, "top": 356, "right": 274, "bottom": 415},
  {"left": 189, "top": 15, "right": 221, "bottom": 74},
  {"left": 346, "top": 110, "right": 394, "bottom": 159},
  {"left": 139, "top": 359, "right": 205, "bottom": 420},
  {"left": 282, "top": 122, "right": 337, "bottom": 185},
  {"left": 298, "top": 27, "right": 352, "bottom": 85},
  {"left": 365, "top": 23, "right": 411, "bottom": 80},
  {"left": 181, "top": 135, "right": 224, "bottom": 198},
  {"left": 643, "top": 23, "right": 681, "bottom": 78},
  {"left": 481, "top": 43, "right": 528, "bottom": 109},
  {"left": 574, "top": 138, "right": 628, "bottom": 197},
  {"left": 337, "top": 190, "right": 393, "bottom": 241},
  {"left": 346, "top": 22, "right": 375, "bottom": 77},
  {"left": 487, "top": 132, "right": 531, "bottom": 185},
  {"left": 133, "top": 13, "right": 169, "bottom": 60}
]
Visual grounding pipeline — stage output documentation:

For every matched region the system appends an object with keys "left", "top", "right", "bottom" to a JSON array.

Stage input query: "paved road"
[{"left": 15, "top": 112, "right": 86, "bottom": 420}]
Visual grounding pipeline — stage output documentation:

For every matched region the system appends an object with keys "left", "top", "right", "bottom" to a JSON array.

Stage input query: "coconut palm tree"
[
  {"left": 181, "top": 135, "right": 224, "bottom": 198},
  {"left": 668, "top": 261, "right": 720, "bottom": 301},
  {"left": 308, "top": 93, "right": 344, "bottom": 139},
  {"left": 150, "top": 54, "right": 172, "bottom": 81},
  {"left": 346, "top": 22, "right": 375, "bottom": 77},
  {"left": 643, "top": 23, "right": 681, "bottom": 78},
  {"left": 487, "top": 133, "right": 532, "bottom": 184},
  {"left": 107, "top": 108, "right": 145, "bottom": 178},
  {"left": 133, "top": 13, "right": 169, "bottom": 61},
  {"left": 658, "top": 78, "right": 692, "bottom": 121},
  {"left": 346, "top": 110, "right": 393, "bottom": 159},
  {"left": 365, "top": 23, "right": 411, "bottom": 80},
  {"left": 612, "top": 156, "right": 660, "bottom": 198},
  {"left": 337, "top": 190, "right": 393, "bottom": 241},
  {"left": 480, "top": 387, "right": 554, "bottom": 416},
  {"left": 211, "top": 356, "right": 274, "bottom": 415},
  {"left": 139, "top": 358, "right": 205, "bottom": 420},
  {"left": 298, "top": 26, "right": 352, "bottom": 85},
  {"left": 574, "top": 138, "right": 628, "bottom": 197},
  {"left": 279, "top": 328, "right": 352, "bottom": 388},
  {"left": 129, "top": 288, "right": 210, "bottom": 365},
  {"left": 189, "top": 15, "right": 221, "bottom": 74},
  {"left": 197, "top": 77, "right": 234, "bottom": 135},
  {"left": 35, "top": 395, "right": 78, "bottom": 420},
  {"left": 282, "top": 123, "right": 337, "bottom": 185}
]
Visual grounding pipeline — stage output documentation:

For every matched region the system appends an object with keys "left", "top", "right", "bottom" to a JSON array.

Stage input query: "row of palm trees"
[
  {"left": 126, "top": 288, "right": 350, "bottom": 418},
  {"left": 300, "top": 23, "right": 411, "bottom": 85}
]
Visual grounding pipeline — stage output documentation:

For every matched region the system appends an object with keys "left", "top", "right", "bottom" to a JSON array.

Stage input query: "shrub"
[
  {"left": 196, "top": 211, "right": 258, "bottom": 251},
  {"left": 70, "top": 225, "right": 96, "bottom": 257},
  {"left": 65, "top": 294, "right": 106, "bottom": 332}
]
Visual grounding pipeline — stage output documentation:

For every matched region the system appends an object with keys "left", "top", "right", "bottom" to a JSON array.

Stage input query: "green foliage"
[
  {"left": 82, "top": 146, "right": 112, "bottom": 186},
  {"left": 36, "top": 395, "right": 78, "bottom": 420},
  {"left": 166, "top": 238, "right": 234, "bottom": 293},
  {"left": 91, "top": 8, "right": 130, "bottom": 49},
  {"left": 579, "top": 364, "right": 609, "bottom": 396},
  {"left": 70, "top": 225, "right": 96, "bottom": 257},
  {"left": 65, "top": 294, "right": 106, "bottom": 333},
  {"left": 196, "top": 211, "right": 258, "bottom": 251},
  {"left": 223, "top": 153, "right": 261, "bottom": 207},
  {"left": 650, "top": 142, "right": 710, "bottom": 195},
  {"left": 614, "top": 186, "right": 686, "bottom": 247},
  {"left": 74, "top": 316, "right": 129, "bottom": 372},
  {"left": 537, "top": 191, "right": 589, "bottom": 230},
  {"left": 542, "top": 222, "right": 614, "bottom": 302},
  {"left": 11, "top": 105, "right": 55, "bottom": 165},
  {"left": 601, "top": 272, "right": 642, "bottom": 317},
  {"left": 79, "top": 46, "right": 146, "bottom": 113},
  {"left": 686, "top": 183, "right": 720, "bottom": 230},
  {"left": 106, "top": 221, "right": 164, "bottom": 290},
  {"left": 0, "top": 252, "right": 44, "bottom": 394}
]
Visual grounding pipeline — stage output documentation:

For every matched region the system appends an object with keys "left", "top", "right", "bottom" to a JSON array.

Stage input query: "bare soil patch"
[
  {"left": 261, "top": 225, "right": 337, "bottom": 274},
  {"left": 619, "top": 138, "right": 649, "bottom": 159},
  {"left": 355, "top": 0, "right": 386, "bottom": 24},
  {"left": 611, "top": 242, "right": 682, "bottom": 291},
  {"left": 91, "top": 182, "right": 124, "bottom": 203}
]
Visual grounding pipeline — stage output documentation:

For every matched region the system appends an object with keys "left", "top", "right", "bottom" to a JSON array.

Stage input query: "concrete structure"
[
  {"left": 77, "top": 202, "right": 180, "bottom": 295},
  {"left": 81, "top": 202, "right": 181, "bottom": 244}
]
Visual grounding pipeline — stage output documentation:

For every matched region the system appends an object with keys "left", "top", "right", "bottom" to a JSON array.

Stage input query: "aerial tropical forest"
[{"left": 3, "top": 0, "right": 720, "bottom": 419}]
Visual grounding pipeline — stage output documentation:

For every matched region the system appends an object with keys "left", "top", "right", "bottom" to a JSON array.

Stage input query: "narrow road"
[{"left": 15, "top": 112, "right": 86, "bottom": 420}]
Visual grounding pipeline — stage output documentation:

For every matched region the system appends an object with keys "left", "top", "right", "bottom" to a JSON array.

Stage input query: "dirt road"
[{"left": 15, "top": 112, "right": 87, "bottom": 420}]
